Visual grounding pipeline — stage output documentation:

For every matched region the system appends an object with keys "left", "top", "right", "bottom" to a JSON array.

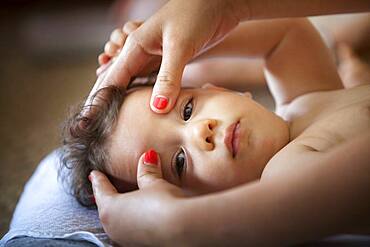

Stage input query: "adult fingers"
[
  {"left": 89, "top": 170, "right": 118, "bottom": 210},
  {"left": 137, "top": 149, "right": 163, "bottom": 189},
  {"left": 150, "top": 37, "right": 191, "bottom": 114}
]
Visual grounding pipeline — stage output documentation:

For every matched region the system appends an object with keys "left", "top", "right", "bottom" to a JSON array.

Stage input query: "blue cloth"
[
  {"left": 4, "top": 236, "right": 98, "bottom": 247},
  {"left": 0, "top": 150, "right": 112, "bottom": 247},
  {"left": 1, "top": 150, "right": 369, "bottom": 246}
]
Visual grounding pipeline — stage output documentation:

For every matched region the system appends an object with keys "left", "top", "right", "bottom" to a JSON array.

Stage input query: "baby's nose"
[{"left": 192, "top": 119, "right": 217, "bottom": 151}]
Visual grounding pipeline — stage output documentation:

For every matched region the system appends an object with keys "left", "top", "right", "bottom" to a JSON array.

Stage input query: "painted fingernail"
[
  {"left": 90, "top": 195, "right": 96, "bottom": 204},
  {"left": 144, "top": 149, "right": 158, "bottom": 165},
  {"left": 153, "top": 95, "right": 168, "bottom": 110}
]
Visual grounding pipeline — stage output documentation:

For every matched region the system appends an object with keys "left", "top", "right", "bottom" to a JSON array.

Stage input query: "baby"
[{"left": 61, "top": 18, "right": 370, "bottom": 209}]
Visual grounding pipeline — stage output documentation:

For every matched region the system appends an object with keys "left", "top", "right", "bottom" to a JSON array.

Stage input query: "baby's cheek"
[
  {"left": 163, "top": 172, "right": 182, "bottom": 188},
  {"left": 186, "top": 161, "right": 232, "bottom": 194}
]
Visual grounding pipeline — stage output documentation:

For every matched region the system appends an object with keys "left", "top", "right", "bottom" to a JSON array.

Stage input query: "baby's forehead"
[
  {"left": 120, "top": 87, "right": 191, "bottom": 119},
  {"left": 127, "top": 86, "right": 196, "bottom": 97},
  {"left": 121, "top": 87, "right": 197, "bottom": 113}
]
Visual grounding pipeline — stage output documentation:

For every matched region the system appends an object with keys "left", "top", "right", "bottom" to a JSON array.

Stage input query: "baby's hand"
[{"left": 97, "top": 21, "right": 142, "bottom": 76}]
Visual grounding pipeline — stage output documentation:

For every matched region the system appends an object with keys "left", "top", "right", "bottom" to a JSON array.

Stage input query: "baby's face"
[{"left": 107, "top": 86, "right": 289, "bottom": 195}]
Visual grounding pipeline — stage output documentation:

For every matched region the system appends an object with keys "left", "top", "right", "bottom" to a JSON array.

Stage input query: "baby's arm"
[
  {"left": 174, "top": 132, "right": 370, "bottom": 245},
  {"left": 197, "top": 18, "right": 343, "bottom": 106},
  {"left": 99, "top": 26, "right": 267, "bottom": 91},
  {"left": 98, "top": 19, "right": 342, "bottom": 102}
]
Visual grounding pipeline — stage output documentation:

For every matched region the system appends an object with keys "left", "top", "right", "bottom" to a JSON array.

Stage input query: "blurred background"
[
  {"left": 0, "top": 0, "right": 117, "bottom": 236},
  {"left": 0, "top": 0, "right": 369, "bottom": 238}
]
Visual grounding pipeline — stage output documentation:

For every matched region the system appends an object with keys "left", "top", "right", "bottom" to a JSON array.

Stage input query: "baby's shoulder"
[
  {"left": 261, "top": 136, "right": 326, "bottom": 180},
  {"left": 277, "top": 85, "right": 370, "bottom": 139},
  {"left": 262, "top": 85, "right": 370, "bottom": 180}
]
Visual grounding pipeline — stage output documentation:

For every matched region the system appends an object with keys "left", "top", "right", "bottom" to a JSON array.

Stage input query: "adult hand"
[
  {"left": 89, "top": 0, "right": 370, "bottom": 113},
  {"left": 92, "top": 0, "right": 241, "bottom": 113},
  {"left": 89, "top": 149, "right": 186, "bottom": 246}
]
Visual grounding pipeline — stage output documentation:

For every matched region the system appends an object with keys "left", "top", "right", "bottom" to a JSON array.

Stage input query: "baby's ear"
[{"left": 201, "top": 83, "right": 229, "bottom": 91}]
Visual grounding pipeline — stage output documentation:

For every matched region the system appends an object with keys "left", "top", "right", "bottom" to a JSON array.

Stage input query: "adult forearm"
[
  {"left": 175, "top": 133, "right": 370, "bottom": 246},
  {"left": 196, "top": 19, "right": 297, "bottom": 60},
  {"left": 233, "top": 0, "right": 370, "bottom": 21}
]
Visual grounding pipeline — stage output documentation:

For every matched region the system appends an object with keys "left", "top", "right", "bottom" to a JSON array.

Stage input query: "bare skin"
[
  {"left": 98, "top": 10, "right": 370, "bottom": 92},
  {"left": 337, "top": 43, "right": 370, "bottom": 88},
  {"left": 91, "top": 0, "right": 370, "bottom": 116},
  {"left": 101, "top": 18, "right": 370, "bottom": 192},
  {"left": 100, "top": 34, "right": 370, "bottom": 197},
  {"left": 89, "top": 18, "right": 370, "bottom": 246}
]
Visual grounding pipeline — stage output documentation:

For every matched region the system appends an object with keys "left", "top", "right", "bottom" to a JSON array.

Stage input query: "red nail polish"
[
  {"left": 153, "top": 95, "right": 168, "bottom": 110},
  {"left": 90, "top": 195, "right": 95, "bottom": 204},
  {"left": 144, "top": 149, "right": 158, "bottom": 165}
]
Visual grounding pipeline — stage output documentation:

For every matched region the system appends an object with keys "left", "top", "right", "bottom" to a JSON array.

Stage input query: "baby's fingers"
[
  {"left": 109, "top": 22, "right": 143, "bottom": 50},
  {"left": 104, "top": 41, "right": 120, "bottom": 57},
  {"left": 99, "top": 21, "right": 143, "bottom": 66},
  {"left": 110, "top": 28, "right": 125, "bottom": 47},
  {"left": 122, "top": 21, "right": 142, "bottom": 35},
  {"left": 98, "top": 53, "right": 111, "bottom": 66}
]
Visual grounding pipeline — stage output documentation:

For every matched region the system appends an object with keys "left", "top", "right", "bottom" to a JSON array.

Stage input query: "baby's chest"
[
  {"left": 262, "top": 104, "right": 370, "bottom": 180},
  {"left": 263, "top": 87, "right": 370, "bottom": 179},
  {"left": 296, "top": 102, "right": 370, "bottom": 152}
]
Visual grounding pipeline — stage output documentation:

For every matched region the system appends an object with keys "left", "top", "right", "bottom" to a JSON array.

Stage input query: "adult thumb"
[
  {"left": 150, "top": 40, "right": 190, "bottom": 114},
  {"left": 137, "top": 149, "right": 163, "bottom": 189},
  {"left": 89, "top": 170, "right": 118, "bottom": 208}
]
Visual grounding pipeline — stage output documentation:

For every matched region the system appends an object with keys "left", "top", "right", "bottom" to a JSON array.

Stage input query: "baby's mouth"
[{"left": 224, "top": 120, "right": 241, "bottom": 158}]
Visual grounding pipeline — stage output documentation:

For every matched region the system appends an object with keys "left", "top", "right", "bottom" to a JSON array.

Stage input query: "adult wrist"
[{"left": 161, "top": 198, "right": 194, "bottom": 247}]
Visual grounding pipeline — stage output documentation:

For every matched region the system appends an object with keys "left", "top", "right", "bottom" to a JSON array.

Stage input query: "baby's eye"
[
  {"left": 174, "top": 148, "right": 186, "bottom": 178},
  {"left": 182, "top": 98, "right": 193, "bottom": 121}
]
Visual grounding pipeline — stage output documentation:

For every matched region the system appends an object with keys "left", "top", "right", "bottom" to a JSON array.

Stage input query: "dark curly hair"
[{"left": 59, "top": 85, "right": 126, "bottom": 207}]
